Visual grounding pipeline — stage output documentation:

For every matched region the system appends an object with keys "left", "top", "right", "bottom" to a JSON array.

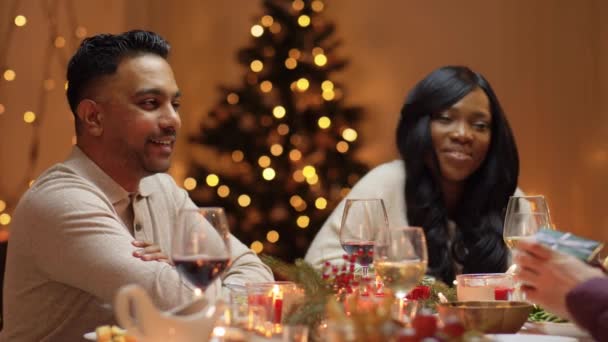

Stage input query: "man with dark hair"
[{"left": 0, "top": 30, "right": 272, "bottom": 341}]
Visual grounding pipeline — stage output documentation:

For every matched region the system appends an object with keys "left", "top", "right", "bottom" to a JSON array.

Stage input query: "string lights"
[{"left": 0, "top": 0, "right": 86, "bottom": 239}]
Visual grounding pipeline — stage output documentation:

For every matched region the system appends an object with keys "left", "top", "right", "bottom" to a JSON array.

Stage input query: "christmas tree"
[{"left": 188, "top": 0, "right": 368, "bottom": 261}]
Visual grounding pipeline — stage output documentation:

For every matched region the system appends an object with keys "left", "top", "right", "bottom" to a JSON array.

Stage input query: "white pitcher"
[{"left": 114, "top": 284, "right": 223, "bottom": 342}]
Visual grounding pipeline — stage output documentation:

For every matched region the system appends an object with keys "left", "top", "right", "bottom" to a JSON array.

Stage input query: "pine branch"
[
  {"left": 420, "top": 277, "right": 457, "bottom": 310},
  {"left": 260, "top": 255, "right": 331, "bottom": 297}
]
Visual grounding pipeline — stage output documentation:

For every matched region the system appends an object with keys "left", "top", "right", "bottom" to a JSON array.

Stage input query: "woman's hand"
[
  {"left": 132, "top": 240, "right": 173, "bottom": 265},
  {"left": 514, "top": 239, "right": 605, "bottom": 319}
]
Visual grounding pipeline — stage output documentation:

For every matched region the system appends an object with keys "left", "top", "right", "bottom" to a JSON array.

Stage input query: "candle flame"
[
  {"left": 272, "top": 284, "right": 283, "bottom": 299},
  {"left": 212, "top": 327, "right": 226, "bottom": 337}
]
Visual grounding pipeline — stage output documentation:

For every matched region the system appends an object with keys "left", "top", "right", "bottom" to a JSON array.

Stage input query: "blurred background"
[{"left": 1, "top": 0, "right": 607, "bottom": 262}]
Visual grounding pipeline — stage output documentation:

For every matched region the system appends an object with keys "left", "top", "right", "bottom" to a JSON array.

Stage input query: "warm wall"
[{"left": 1, "top": 1, "right": 606, "bottom": 247}]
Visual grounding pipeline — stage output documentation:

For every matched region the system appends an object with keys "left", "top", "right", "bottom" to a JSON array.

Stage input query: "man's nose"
[{"left": 159, "top": 105, "right": 181, "bottom": 131}]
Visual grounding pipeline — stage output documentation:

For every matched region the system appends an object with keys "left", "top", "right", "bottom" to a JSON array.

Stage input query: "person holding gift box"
[
  {"left": 514, "top": 239, "right": 607, "bottom": 341},
  {"left": 306, "top": 66, "right": 522, "bottom": 284}
]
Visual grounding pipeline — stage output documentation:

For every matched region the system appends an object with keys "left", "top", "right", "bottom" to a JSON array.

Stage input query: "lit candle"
[{"left": 272, "top": 285, "right": 283, "bottom": 324}]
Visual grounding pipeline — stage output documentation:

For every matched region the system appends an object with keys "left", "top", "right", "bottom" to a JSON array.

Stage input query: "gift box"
[{"left": 534, "top": 228, "right": 604, "bottom": 262}]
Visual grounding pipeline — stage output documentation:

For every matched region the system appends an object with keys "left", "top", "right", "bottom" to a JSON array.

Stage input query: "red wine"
[
  {"left": 341, "top": 241, "right": 374, "bottom": 266},
  {"left": 174, "top": 255, "right": 230, "bottom": 289}
]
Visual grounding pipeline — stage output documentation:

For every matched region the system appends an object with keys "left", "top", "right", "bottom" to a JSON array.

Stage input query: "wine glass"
[
  {"left": 503, "top": 195, "right": 552, "bottom": 300},
  {"left": 339, "top": 198, "right": 389, "bottom": 278},
  {"left": 172, "top": 207, "right": 232, "bottom": 298},
  {"left": 374, "top": 226, "right": 427, "bottom": 321},
  {"left": 503, "top": 195, "right": 553, "bottom": 249}
]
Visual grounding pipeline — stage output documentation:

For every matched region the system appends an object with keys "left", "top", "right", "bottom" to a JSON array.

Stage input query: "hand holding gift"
[{"left": 514, "top": 239, "right": 605, "bottom": 320}]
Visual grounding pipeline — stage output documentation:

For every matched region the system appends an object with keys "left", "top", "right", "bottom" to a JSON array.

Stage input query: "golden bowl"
[{"left": 437, "top": 301, "right": 533, "bottom": 333}]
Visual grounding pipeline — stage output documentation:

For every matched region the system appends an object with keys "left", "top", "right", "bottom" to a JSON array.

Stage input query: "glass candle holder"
[
  {"left": 456, "top": 273, "right": 514, "bottom": 301},
  {"left": 245, "top": 281, "right": 303, "bottom": 325}
]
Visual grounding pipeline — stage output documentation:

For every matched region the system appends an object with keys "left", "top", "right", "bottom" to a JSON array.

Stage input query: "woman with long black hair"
[{"left": 305, "top": 65, "right": 521, "bottom": 284}]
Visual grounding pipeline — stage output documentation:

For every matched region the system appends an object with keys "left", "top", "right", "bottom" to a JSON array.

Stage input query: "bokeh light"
[
  {"left": 250, "top": 60, "right": 264, "bottom": 72},
  {"left": 14, "top": 15, "right": 27, "bottom": 27},
  {"left": 251, "top": 24, "right": 264, "bottom": 37},
  {"left": 267, "top": 230, "right": 280, "bottom": 243},
  {"left": 342, "top": 128, "right": 358, "bottom": 142},
  {"left": 315, "top": 197, "right": 328, "bottom": 210},
  {"left": 217, "top": 185, "right": 230, "bottom": 198},
  {"left": 273, "top": 106, "right": 286, "bottom": 119},
  {"left": 183, "top": 177, "right": 197, "bottom": 190},
  {"left": 23, "top": 111, "right": 36, "bottom": 123},
  {"left": 251, "top": 241, "right": 264, "bottom": 253},
  {"left": 206, "top": 174, "right": 220, "bottom": 187},
  {"left": 336, "top": 141, "right": 349, "bottom": 153},
  {"left": 298, "top": 15, "right": 311, "bottom": 27},
  {"left": 318, "top": 116, "right": 331, "bottom": 129},
  {"left": 238, "top": 194, "right": 251, "bottom": 207},
  {"left": 232, "top": 150, "right": 244, "bottom": 162},
  {"left": 262, "top": 168, "right": 276, "bottom": 180},
  {"left": 3, "top": 69, "right": 16, "bottom": 81},
  {"left": 296, "top": 215, "right": 310, "bottom": 228}
]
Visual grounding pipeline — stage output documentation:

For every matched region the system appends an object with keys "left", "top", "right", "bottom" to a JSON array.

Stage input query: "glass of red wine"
[
  {"left": 339, "top": 198, "right": 389, "bottom": 278},
  {"left": 172, "top": 207, "right": 232, "bottom": 299}
]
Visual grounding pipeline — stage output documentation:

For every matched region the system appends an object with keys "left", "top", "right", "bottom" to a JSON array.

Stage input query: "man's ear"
[{"left": 76, "top": 99, "right": 104, "bottom": 136}]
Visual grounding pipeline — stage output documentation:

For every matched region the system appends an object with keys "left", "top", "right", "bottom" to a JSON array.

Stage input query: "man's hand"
[
  {"left": 514, "top": 239, "right": 605, "bottom": 319},
  {"left": 132, "top": 240, "right": 173, "bottom": 265}
]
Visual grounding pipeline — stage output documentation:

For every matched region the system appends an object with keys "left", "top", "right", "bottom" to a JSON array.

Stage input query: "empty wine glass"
[
  {"left": 172, "top": 207, "right": 232, "bottom": 299},
  {"left": 339, "top": 198, "right": 389, "bottom": 278}
]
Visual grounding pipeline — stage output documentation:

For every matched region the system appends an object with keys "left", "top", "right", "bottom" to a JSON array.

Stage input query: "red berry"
[
  {"left": 406, "top": 285, "right": 431, "bottom": 300},
  {"left": 442, "top": 317, "right": 465, "bottom": 338},
  {"left": 412, "top": 312, "right": 437, "bottom": 338}
]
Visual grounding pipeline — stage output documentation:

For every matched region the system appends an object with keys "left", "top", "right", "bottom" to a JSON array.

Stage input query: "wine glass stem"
[
  {"left": 508, "top": 249, "right": 527, "bottom": 301},
  {"left": 395, "top": 292, "right": 415, "bottom": 324},
  {"left": 513, "top": 280, "right": 526, "bottom": 301}
]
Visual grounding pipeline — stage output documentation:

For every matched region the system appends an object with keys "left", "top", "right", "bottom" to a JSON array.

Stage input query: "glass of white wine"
[
  {"left": 503, "top": 195, "right": 552, "bottom": 300},
  {"left": 503, "top": 195, "right": 553, "bottom": 249},
  {"left": 374, "top": 226, "right": 427, "bottom": 321}
]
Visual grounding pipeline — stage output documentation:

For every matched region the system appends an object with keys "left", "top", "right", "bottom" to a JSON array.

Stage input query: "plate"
[
  {"left": 83, "top": 332, "right": 96, "bottom": 341},
  {"left": 488, "top": 334, "right": 577, "bottom": 342},
  {"left": 523, "top": 321, "right": 591, "bottom": 338}
]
